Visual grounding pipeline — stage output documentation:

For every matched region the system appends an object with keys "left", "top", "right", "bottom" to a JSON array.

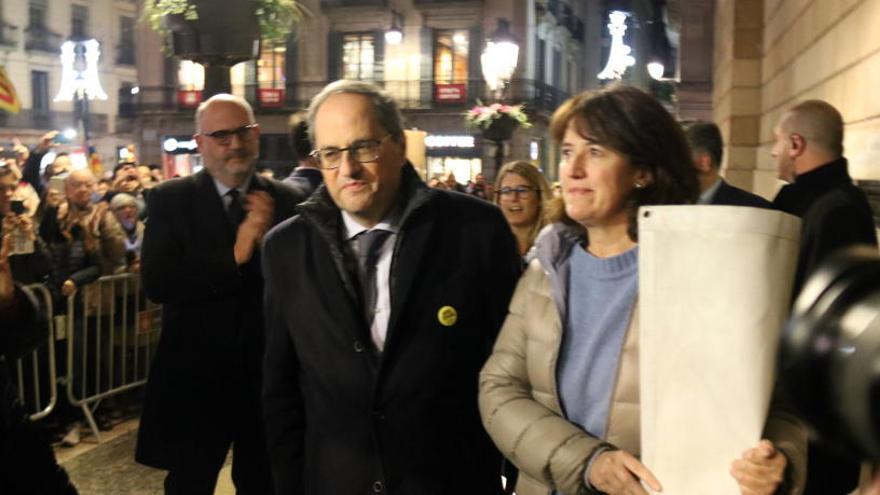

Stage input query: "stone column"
[{"left": 712, "top": 0, "right": 763, "bottom": 193}]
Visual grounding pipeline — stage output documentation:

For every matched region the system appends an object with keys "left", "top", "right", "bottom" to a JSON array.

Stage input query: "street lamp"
[
  {"left": 384, "top": 11, "right": 403, "bottom": 45},
  {"left": 598, "top": 11, "right": 635, "bottom": 80},
  {"left": 54, "top": 39, "right": 108, "bottom": 150},
  {"left": 480, "top": 18, "right": 520, "bottom": 178},
  {"left": 481, "top": 18, "right": 519, "bottom": 101}
]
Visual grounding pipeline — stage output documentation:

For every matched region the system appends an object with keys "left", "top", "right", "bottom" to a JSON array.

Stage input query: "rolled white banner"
[{"left": 638, "top": 205, "right": 800, "bottom": 494}]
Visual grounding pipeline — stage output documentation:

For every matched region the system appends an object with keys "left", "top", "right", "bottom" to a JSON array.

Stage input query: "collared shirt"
[
  {"left": 698, "top": 178, "right": 722, "bottom": 205},
  {"left": 341, "top": 209, "right": 400, "bottom": 352},
  {"left": 213, "top": 175, "right": 253, "bottom": 212}
]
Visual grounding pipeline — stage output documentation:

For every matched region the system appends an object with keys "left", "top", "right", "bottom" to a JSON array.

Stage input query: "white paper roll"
[{"left": 638, "top": 205, "right": 800, "bottom": 494}]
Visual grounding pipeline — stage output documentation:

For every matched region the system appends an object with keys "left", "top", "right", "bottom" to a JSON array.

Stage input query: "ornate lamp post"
[
  {"left": 480, "top": 18, "right": 520, "bottom": 177},
  {"left": 54, "top": 39, "right": 108, "bottom": 150}
]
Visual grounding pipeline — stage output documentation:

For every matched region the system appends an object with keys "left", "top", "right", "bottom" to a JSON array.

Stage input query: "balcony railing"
[
  {"left": 25, "top": 27, "right": 63, "bottom": 53},
  {"left": 124, "top": 79, "right": 570, "bottom": 117}
]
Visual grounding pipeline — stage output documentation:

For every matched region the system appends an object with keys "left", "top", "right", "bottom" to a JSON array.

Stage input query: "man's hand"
[
  {"left": 730, "top": 439, "right": 787, "bottom": 495},
  {"left": 61, "top": 279, "right": 77, "bottom": 297},
  {"left": 233, "top": 191, "right": 274, "bottom": 266},
  {"left": 36, "top": 131, "right": 59, "bottom": 154},
  {"left": 588, "top": 450, "right": 663, "bottom": 495}
]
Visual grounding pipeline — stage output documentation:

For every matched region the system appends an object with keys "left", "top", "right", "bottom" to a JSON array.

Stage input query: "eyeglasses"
[
  {"left": 309, "top": 135, "right": 391, "bottom": 170},
  {"left": 200, "top": 124, "right": 258, "bottom": 145},
  {"left": 496, "top": 185, "right": 536, "bottom": 198}
]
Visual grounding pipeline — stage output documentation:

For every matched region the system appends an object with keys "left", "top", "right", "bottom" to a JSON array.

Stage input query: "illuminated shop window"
[
  {"left": 434, "top": 30, "right": 468, "bottom": 83},
  {"left": 342, "top": 33, "right": 375, "bottom": 81}
]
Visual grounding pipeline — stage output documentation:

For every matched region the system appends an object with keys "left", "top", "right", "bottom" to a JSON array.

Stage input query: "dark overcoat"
[
  {"left": 772, "top": 157, "right": 878, "bottom": 495},
  {"left": 261, "top": 164, "right": 521, "bottom": 494},
  {"left": 135, "top": 170, "right": 303, "bottom": 470}
]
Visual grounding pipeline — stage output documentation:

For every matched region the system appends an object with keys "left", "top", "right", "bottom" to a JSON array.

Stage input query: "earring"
[{"left": 634, "top": 182, "right": 645, "bottom": 189}]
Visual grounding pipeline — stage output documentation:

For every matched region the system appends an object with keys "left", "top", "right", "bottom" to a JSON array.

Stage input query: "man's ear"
[{"left": 789, "top": 133, "right": 806, "bottom": 158}]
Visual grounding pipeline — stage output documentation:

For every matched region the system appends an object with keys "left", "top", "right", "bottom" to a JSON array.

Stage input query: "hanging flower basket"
[{"left": 464, "top": 102, "right": 532, "bottom": 142}]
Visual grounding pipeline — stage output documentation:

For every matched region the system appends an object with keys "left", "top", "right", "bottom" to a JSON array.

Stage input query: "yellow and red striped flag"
[{"left": 0, "top": 67, "right": 21, "bottom": 114}]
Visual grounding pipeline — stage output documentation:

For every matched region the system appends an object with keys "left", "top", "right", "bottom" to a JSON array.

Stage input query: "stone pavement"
[{"left": 54, "top": 419, "right": 234, "bottom": 495}]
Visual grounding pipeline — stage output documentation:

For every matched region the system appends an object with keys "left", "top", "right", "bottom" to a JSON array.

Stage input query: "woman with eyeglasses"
[
  {"left": 478, "top": 86, "right": 806, "bottom": 495},
  {"left": 493, "top": 161, "right": 551, "bottom": 259}
]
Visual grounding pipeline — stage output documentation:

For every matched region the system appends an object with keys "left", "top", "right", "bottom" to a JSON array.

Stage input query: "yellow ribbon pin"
[{"left": 437, "top": 306, "right": 458, "bottom": 327}]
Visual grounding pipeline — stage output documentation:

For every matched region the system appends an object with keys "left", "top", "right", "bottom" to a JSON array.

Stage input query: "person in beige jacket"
[{"left": 478, "top": 86, "right": 807, "bottom": 495}]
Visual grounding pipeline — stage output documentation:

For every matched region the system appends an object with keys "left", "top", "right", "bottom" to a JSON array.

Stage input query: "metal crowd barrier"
[
  {"left": 14, "top": 283, "right": 58, "bottom": 421},
  {"left": 64, "top": 272, "right": 162, "bottom": 443}
]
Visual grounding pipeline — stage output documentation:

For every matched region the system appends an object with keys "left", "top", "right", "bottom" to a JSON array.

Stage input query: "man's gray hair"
[
  {"left": 194, "top": 93, "right": 255, "bottom": 133},
  {"left": 306, "top": 80, "right": 405, "bottom": 144}
]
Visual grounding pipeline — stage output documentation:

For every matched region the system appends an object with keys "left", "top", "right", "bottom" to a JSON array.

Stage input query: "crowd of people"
[{"left": 1, "top": 79, "right": 877, "bottom": 495}]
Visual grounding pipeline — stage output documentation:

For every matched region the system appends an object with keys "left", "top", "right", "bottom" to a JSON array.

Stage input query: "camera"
[
  {"left": 779, "top": 245, "right": 880, "bottom": 459},
  {"left": 10, "top": 200, "right": 26, "bottom": 216}
]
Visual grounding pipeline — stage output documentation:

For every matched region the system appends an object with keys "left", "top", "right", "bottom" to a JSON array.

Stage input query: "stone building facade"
[{"left": 712, "top": 0, "right": 880, "bottom": 202}]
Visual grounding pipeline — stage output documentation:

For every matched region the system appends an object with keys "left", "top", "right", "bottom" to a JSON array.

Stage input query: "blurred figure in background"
[
  {"left": 493, "top": 161, "right": 551, "bottom": 259},
  {"left": 284, "top": 112, "right": 323, "bottom": 198}
]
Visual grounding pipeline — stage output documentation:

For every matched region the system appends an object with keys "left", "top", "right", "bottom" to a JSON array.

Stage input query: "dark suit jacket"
[
  {"left": 711, "top": 180, "right": 772, "bottom": 208},
  {"left": 261, "top": 164, "right": 521, "bottom": 494},
  {"left": 135, "top": 170, "right": 303, "bottom": 470},
  {"left": 283, "top": 166, "right": 323, "bottom": 198}
]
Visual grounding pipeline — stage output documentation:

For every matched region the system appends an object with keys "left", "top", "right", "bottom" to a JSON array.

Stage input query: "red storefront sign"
[
  {"left": 434, "top": 83, "right": 466, "bottom": 104},
  {"left": 177, "top": 90, "right": 203, "bottom": 108},
  {"left": 259, "top": 88, "right": 285, "bottom": 108}
]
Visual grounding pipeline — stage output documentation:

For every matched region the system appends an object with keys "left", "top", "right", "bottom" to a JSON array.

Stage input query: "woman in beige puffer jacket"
[{"left": 478, "top": 86, "right": 806, "bottom": 495}]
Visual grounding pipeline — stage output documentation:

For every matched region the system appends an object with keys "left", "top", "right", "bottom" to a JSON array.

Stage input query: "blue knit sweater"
[{"left": 558, "top": 245, "right": 638, "bottom": 439}]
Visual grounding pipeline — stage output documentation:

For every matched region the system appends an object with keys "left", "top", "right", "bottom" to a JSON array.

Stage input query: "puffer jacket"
[{"left": 479, "top": 224, "right": 807, "bottom": 495}]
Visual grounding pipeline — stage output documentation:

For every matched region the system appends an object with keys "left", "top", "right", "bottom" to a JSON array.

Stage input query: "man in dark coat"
[
  {"left": 283, "top": 112, "right": 323, "bottom": 198},
  {"left": 770, "top": 99, "right": 878, "bottom": 495},
  {"left": 262, "top": 80, "right": 521, "bottom": 494},
  {"left": 135, "top": 94, "right": 304, "bottom": 494},
  {"left": 685, "top": 121, "right": 771, "bottom": 208}
]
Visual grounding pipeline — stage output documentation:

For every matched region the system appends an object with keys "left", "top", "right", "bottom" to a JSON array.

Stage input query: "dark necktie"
[
  {"left": 226, "top": 189, "right": 245, "bottom": 227},
  {"left": 355, "top": 229, "right": 392, "bottom": 325}
]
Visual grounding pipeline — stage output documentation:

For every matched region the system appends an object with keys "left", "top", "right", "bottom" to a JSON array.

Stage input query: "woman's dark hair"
[{"left": 546, "top": 84, "right": 699, "bottom": 241}]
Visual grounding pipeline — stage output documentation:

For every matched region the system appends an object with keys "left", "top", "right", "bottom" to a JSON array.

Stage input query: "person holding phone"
[
  {"left": 20, "top": 131, "right": 71, "bottom": 198},
  {"left": 0, "top": 165, "right": 50, "bottom": 286}
]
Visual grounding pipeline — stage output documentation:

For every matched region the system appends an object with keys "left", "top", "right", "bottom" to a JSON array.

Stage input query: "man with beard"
[{"left": 135, "top": 94, "right": 304, "bottom": 494}]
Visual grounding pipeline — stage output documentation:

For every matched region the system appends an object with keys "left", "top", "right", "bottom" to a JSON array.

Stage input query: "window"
[
  {"left": 433, "top": 30, "right": 468, "bottom": 83},
  {"left": 28, "top": 1, "right": 46, "bottom": 31},
  {"left": 552, "top": 48, "right": 562, "bottom": 87},
  {"left": 31, "top": 71, "right": 49, "bottom": 115},
  {"left": 257, "top": 42, "right": 286, "bottom": 88},
  {"left": 178, "top": 60, "right": 204, "bottom": 90},
  {"left": 342, "top": 34, "right": 375, "bottom": 81},
  {"left": 535, "top": 37, "right": 546, "bottom": 83},
  {"left": 118, "top": 16, "right": 135, "bottom": 65},
  {"left": 71, "top": 5, "right": 88, "bottom": 40}
]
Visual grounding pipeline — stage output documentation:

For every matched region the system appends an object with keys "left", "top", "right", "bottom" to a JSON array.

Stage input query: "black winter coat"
[
  {"left": 261, "top": 164, "right": 521, "bottom": 494},
  {"left": 0, "top": 287, "right": 77, "bottom": 494},
  {"left": 772, "top": 158, "right": 877, "bottom": 296},
  {"left": 135, "top": 170, "right": 303, "bottom": 470},
  {"left": 772, "top": 158, "right": 877, "bottom": 495}
]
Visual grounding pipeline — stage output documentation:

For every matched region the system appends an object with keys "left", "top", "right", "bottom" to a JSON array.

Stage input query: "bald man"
[
  {"left": 771, "top": 100, "right": 877, "bottom": 495},
  {"left": 135, "top": 94, "right": 304, "bottom": 494}
]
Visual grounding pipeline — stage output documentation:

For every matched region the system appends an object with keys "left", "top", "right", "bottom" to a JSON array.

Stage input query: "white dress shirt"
[{"left": 341, "top": 209, "right": 400, "bottom": 352}]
